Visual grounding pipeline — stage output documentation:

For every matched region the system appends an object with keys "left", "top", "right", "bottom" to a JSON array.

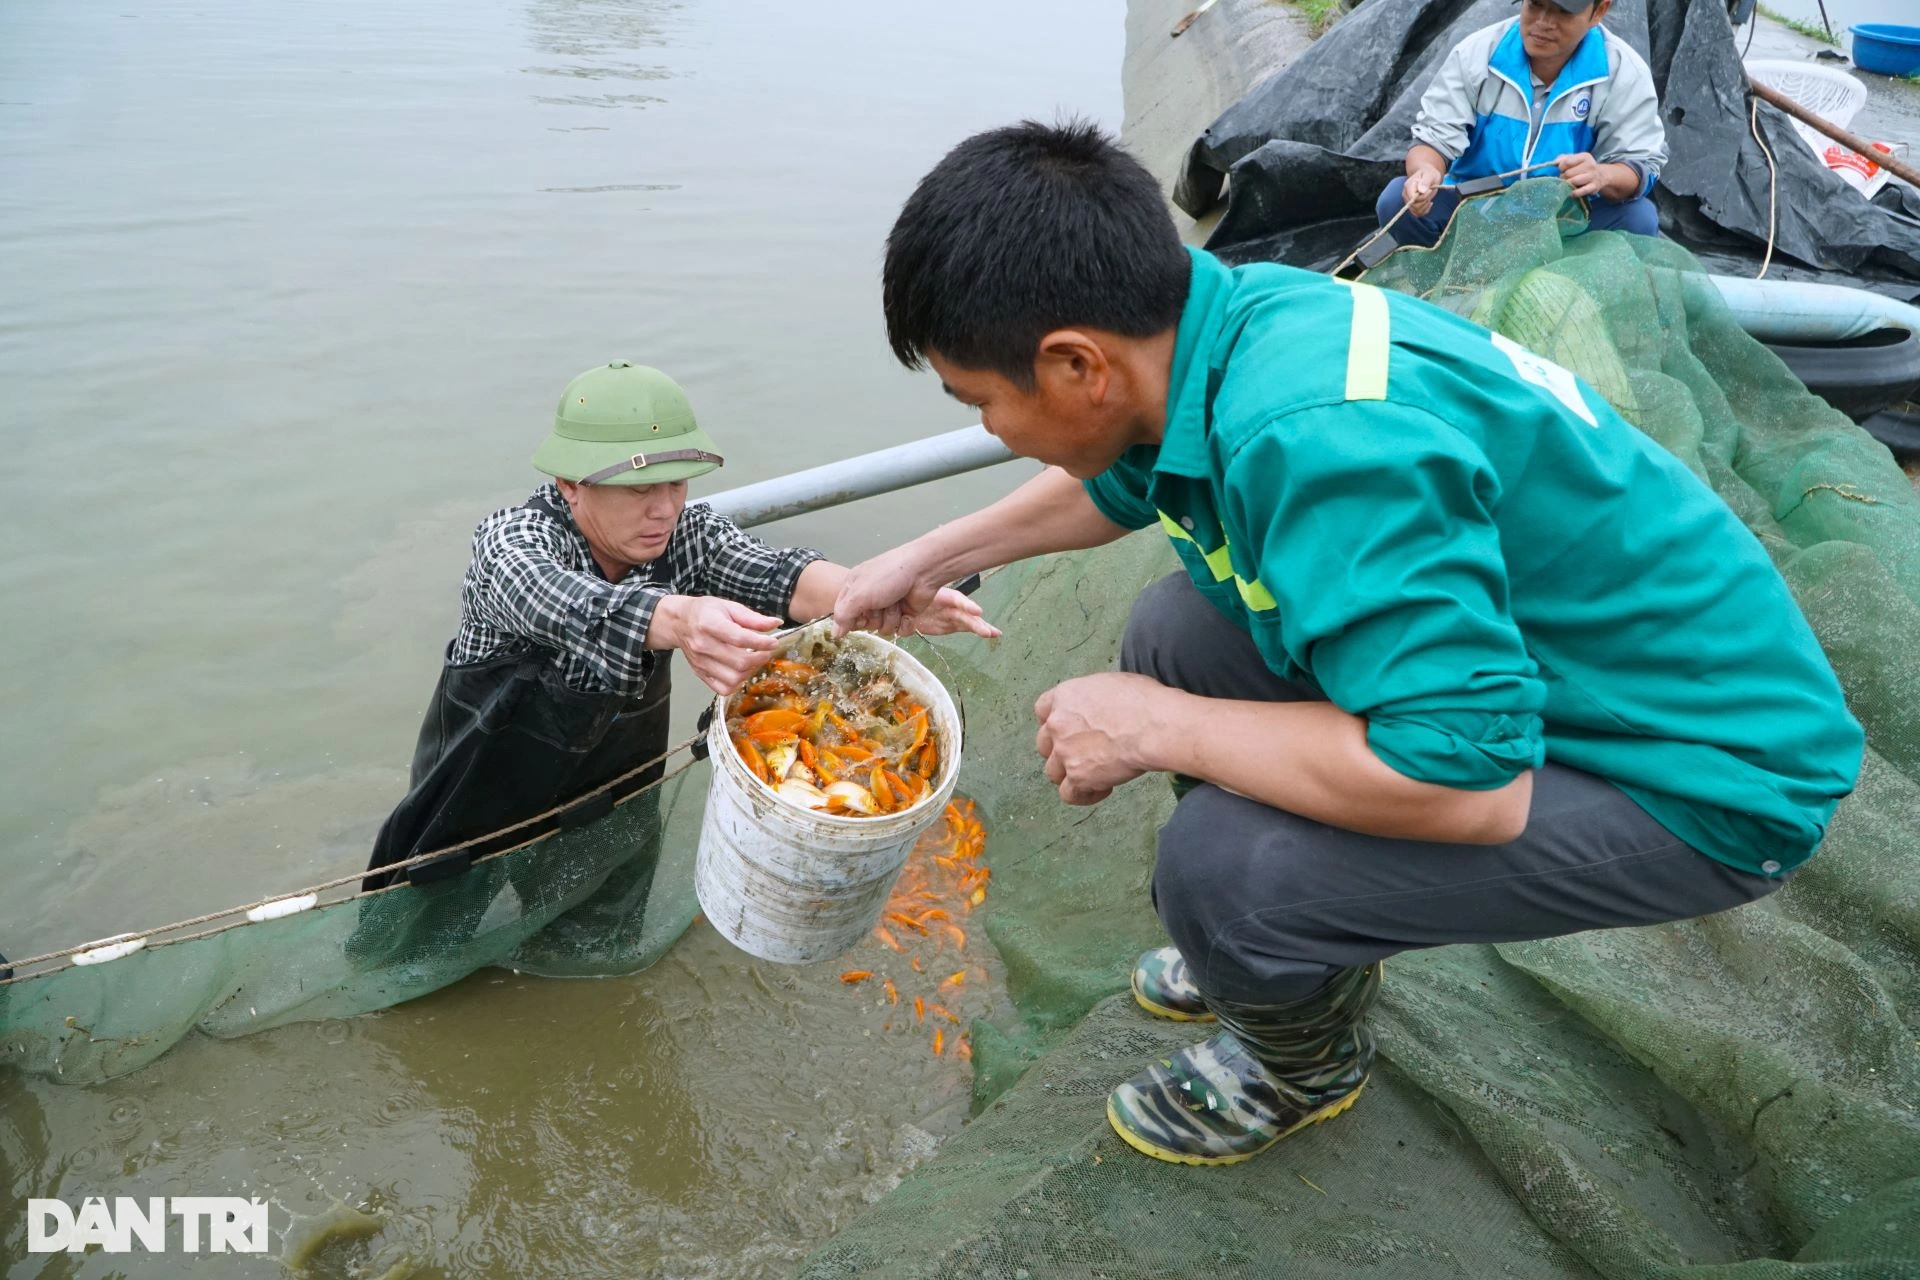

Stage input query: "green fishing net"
[
  {"left": 797, "top": 181, "right": 1920, "bottom": 1278},
  {"left": 4, "top": 178, "right": 1916, "bottom": 1277},
  {"left": 0, "top": 768, "right": 704, "bottom": 1082}
]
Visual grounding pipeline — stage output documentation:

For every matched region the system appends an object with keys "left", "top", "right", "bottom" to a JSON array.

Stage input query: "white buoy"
[
  {"left": 246, "top": 893, "right": 319, "bottom": 923},
  {"left": 73, "top": 934, "right": 147, "bottom": 966}
]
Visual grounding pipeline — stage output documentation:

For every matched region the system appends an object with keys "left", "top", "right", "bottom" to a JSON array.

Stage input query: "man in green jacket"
[{"left": 835, "top": 121, "right": 1863, "bottom": 1167}]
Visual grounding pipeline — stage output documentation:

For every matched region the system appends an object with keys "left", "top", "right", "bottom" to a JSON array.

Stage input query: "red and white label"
[{"left": 1825, "top": 142, "right": 1892, "bottom": 180}]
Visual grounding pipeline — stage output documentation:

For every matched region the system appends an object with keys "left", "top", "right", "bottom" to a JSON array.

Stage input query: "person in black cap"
[{"left": 1378, "top": 0, "right": 1668, "bottom": 247}]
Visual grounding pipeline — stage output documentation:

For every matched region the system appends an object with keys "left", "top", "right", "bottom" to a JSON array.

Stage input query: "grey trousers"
[{"left": 1121, "top": 573, "right": 1782, "bottom": 1005}]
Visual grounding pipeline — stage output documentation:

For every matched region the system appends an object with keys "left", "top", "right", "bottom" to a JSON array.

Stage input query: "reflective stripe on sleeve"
[{"left": 1338, "top": 280, "right": 1391, "bottom": 402}]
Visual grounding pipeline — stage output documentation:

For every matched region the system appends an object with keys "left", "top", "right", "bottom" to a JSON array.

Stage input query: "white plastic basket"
[{"left": 1744, "top": 58, "right": 1869, "bottom": 161}]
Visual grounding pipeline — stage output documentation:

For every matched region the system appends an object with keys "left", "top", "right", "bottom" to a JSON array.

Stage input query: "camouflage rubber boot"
[
  {"left": 1106, "top": 963, "right": 1380, "bottom": 1166},
  {"left": 1130, "top": 946, "right": 1215, "bottom": 1022}
]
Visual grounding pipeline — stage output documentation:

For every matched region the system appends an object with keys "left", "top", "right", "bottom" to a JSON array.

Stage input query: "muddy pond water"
[{"left": 0, "top": 0, "right": 1117, "bottom": 1273}]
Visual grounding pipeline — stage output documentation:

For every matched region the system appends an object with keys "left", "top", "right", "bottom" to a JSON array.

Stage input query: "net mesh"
[
  {"left": 0, "top": 768, "right": 705, "bottom": 1083},
  {"left": 798, "top": 183, "right": 1920, "bottom": 1278}
]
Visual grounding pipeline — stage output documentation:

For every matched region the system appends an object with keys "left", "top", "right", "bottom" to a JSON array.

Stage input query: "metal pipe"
[
  {"left": 694, "top": 424, "right": 1018, "bottom": 530},
  {"left": 1709, "top": 274, "right": 1920, "bottom": 343}
]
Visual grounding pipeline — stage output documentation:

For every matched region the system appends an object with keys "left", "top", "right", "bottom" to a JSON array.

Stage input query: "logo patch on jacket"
[
  {"left": 1573, "top": 95, "right": 1591, "bottom": 120},
  {"left": 1490, "top": 333, "right": 1598, "bottom": 427}
]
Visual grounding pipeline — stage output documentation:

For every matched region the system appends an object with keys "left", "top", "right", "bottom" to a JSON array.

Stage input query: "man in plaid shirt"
[
  {"left": 363, "top": 361, "right": 993, "bottom": 891},
  {"left": 448, "top": 485, "right": 825, "bottom": 701}
]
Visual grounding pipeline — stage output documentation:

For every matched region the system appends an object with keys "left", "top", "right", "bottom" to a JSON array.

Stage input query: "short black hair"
[{"left": 883, "top": 119, "right": 1190, "bottom": 387}]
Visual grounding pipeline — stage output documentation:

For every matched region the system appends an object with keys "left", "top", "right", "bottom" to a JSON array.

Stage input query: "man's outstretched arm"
[{"left": 832, "top": 467, "right": 1132, "bottom": 634}]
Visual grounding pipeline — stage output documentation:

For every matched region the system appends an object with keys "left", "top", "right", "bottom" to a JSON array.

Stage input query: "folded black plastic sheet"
[{"left": 1178, "top": 0, "right": 1920, "bottom": 295}]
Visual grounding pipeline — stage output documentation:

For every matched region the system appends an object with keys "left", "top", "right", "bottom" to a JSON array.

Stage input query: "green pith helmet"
[{"left": 532, "top": 362, "right": 726, "bottom": 486}]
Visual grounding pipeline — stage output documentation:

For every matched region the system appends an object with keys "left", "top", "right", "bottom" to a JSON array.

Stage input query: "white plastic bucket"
[{"left": 694, "top": 633, "right": 963, "bottom": 965}]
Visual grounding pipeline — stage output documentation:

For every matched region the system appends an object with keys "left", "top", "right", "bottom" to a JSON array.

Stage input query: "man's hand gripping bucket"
[{"left": 693, "top": 626, "right": 964, "bottom": 965}]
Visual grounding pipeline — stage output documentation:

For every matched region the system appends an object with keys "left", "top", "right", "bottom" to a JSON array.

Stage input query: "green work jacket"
[{"left": 1085, "top": 248, "right": 1863, "bottom": 876}]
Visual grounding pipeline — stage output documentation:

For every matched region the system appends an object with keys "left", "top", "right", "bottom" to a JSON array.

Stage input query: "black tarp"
[{"left": 1177, "top": 0, "right": 1920, "bottom": 296}]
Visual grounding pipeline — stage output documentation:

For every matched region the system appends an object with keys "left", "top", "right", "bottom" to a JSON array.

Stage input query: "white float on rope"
[
  {"left": 72, "top": 934, "right": 147, "bottom": 966},
  {"left": 246, "top": 893, "right": 319, "bottom": 923}
]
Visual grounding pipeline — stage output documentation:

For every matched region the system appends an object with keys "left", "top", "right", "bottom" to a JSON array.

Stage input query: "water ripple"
[
  {"left": 539, "top": 183, "right": 679, "bottom": 194},
  {"left": 531, "top": 92, "right": 663, "bottom": 109},
  {"left": 374, "top": 1092, "right": 419, "bottom": 1126},
  {"left": 105, "top": 1097, "right": 146, "bottom": 1137}
]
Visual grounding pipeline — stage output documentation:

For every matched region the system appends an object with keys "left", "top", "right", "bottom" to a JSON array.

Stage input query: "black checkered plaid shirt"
[{"left": 447, "top": 484, "right": 824, "bottom": 695}]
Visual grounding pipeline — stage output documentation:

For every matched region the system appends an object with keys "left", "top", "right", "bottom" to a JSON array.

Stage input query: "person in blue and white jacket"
[{"left": 1377, "top": 0, "right": 1668, "bottom": 247}]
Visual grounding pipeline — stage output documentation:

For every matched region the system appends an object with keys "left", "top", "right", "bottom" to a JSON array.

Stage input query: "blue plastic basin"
[{"left": 1852, "top": 23, "right": 1920, "bottom": 77}]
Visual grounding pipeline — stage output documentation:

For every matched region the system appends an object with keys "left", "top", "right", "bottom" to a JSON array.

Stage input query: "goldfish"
[{"left": 724, "top": 633, "right": 943, "bottom": 818}]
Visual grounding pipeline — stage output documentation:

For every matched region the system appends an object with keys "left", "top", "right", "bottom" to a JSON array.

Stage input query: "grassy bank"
[
  {"left": 1757, "top": 3, "right": 1839, "bottom": 46},
  {"left": 1285, "top": 0, "right": 1344, "bottom": 35}
]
